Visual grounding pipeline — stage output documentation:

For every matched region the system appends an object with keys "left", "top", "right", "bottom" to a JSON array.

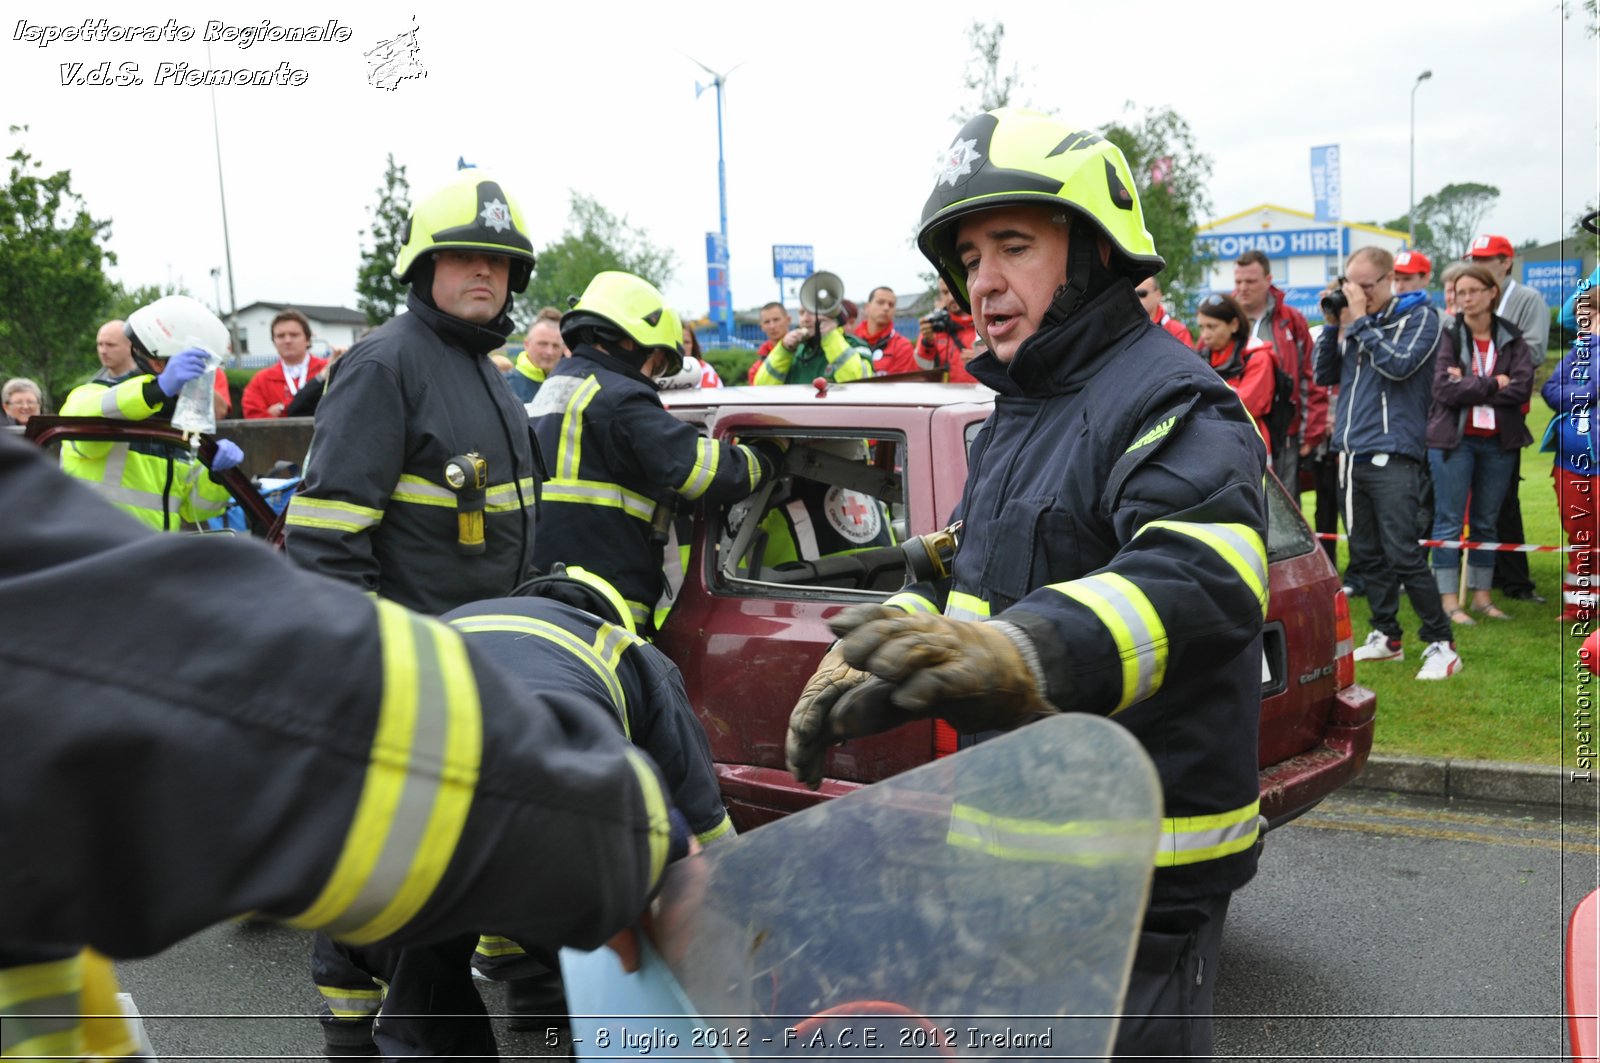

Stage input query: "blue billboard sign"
[
  {"left": 705, "top": 232, "right": 731, "bottom": 338},
  {"left": 1197, "top": 228, "right": 1343, "bottom": 261},
  {"left": 1525, "top": 259, "right": 1582, "bottom": 305},
  {"left": 772, "top": 243, "right": 814, "bottom": 280},
  {"left": 1310, "top": 145, "right": 1341, "bottom": 222}
]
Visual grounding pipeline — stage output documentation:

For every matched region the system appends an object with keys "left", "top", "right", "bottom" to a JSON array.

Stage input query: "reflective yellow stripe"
[
  {"left": 287, "top": 496, "right": 385, "bottom": 533},
  {"left": 624, "top": 748, "right": 672, "bottom": 887},
  {"left": 946, "top": 804, "right": 1151, "bottom": 866},
  {"left": 734, "top": 444, "right": 764, "bottom": 491},
  {"left": 0, "top": 955, "right": 82, "bottom": 1056},
  {"left": 559, "top": 377, "right": 603, "bottom": 480},
  {"left": 592, "top": 623, "right": 639, "bottom": 739},
  {"left": 392, "top": 474, "right": 457, "bottom": 508},
  {"left": 885, "top": 591, "right": 939, "bottom": 615},
  {"left": 485, "top": 478, "right": 537, "bottom": 513},
  {"left": 1155, "top": 800, "right": 1260, "bottom": 867},
  {"left": 946, "top": 590, "right": 990, "bottom": 621},
  {"left": 565, "top": 565, "right": 638, "bottom": 636},
  {"left": 697, "top": 813, "right": 736, "bottom": 846},
  {"left": 287, "top": 602, "right": 483, "bottom": 944},
  {"left": 1046, "top": 572, "right": 1167, "bottom": 713},
  {"left": 678, "top": 437, "right": 721, "bottom": 500},
  {"left": 543, "top": 478, "right": 656, "bottom": 522},
  {"left": 474, "top": 935, "right": 527, "bottom": 959},
  {"left": 448, "top": 615, "right": 629, "bottom": 730},
  {"left": 1136, "top": 520, "right": 1268, "bottom": 618},
  {"left": 316, "top": 984, "right": 382, "bottom": 1019}
]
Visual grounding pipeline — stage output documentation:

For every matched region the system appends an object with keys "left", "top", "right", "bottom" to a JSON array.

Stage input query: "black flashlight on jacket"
[{"left": 443, "top": 452, "right": 488, "bottom": 555}]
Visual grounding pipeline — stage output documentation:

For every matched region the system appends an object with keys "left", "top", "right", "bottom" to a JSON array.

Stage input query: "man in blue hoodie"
[{"left": 1314, "top": 246, "right": 1460, "bottom": 680}]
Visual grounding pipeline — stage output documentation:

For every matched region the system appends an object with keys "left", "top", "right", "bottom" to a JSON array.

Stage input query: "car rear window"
[{"left": 1265, "top": 473, "right": 1316, "bottom": 564}]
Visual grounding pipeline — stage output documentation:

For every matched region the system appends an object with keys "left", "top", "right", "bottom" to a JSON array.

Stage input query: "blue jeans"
[
  {"left": 1344, "top": 454, "right": 1453, "bottom": 643},
  {"left": 1428, "top": 438, "right": 1519, "bottom": 593}
]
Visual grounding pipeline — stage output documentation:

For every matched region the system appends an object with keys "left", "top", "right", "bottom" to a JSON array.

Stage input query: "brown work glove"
[
  {"left": 831, "top": 610, "right": 1057, "bottom": 735},
  {"left": 785, "top": 606, "right": 903, "bottom": 788}
]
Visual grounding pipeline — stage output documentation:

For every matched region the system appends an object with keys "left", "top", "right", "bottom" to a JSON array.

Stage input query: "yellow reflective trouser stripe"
[
  {"left": 1156, "top": 800, "right": 1260, "bottom": 867},
  {"left": 1046, "top": 572, "right": 1167, "bottom": 713},
  {"left": 447, "top": 615, "right": 628, "bottom": 732},
  {"left": 946, "top": 590, "right": 990, "bottom": 621},
  {"left": 885, "top": 591, "right": 939, "bottom": 615},
  {"left": 287, "top": 601, "right": 483, "bottom": 945},
  {"left": 697, "top": 813, "right": 736, "bottom": 846},
  {"left": 678, "top": 437, "right": 720, "bottom": 500},
  {"left": 474, "top": 935, "right": 526, "bottom": 959},
  {"left": 1136, "top": 520, "right": 1268, "bottom": 618},
  {"left": 316, "top": 983, "right": 382, "bottom": 1020},
  {"left": 558, "top": 377, "right": 603, "bottom": 481},
  {"left": 286, "top": 496, "right": 385, "bottom": 533},
  {"left": 392, "top": 474, "right": 457, "bottom": 508},
  {"left": 0, "top": 954, "right": 82, "bottom": 1056},
  {"left": 543, "top": 478, "right": 655, "bottom": 522},
  {"left": 485, "top": 478, "right": 537, "bottom": 513},
  {"left": 623, "top": 748, "right": 672, "bottom": 888},
  {"left": 946, "top": 804, "right": 1152, "bottom": 866}
]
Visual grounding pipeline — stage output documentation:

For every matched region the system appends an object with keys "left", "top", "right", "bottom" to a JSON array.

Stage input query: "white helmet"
[{"left": 126, "top": 295, "right": 231, "bottom": 365}]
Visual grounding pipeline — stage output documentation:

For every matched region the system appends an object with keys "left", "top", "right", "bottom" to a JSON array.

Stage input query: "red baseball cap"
[
  {"left": 1393, "top": 250, "right": 1432, "bottom": 275},
  {"left": 1467, "top": 234, "right": 1514, "bottom": 259}
]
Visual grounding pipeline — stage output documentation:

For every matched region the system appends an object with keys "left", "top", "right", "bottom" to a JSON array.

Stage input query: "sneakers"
[
  {"left": 1415, "top": 640, "right": 1463, "bottom": 680},
  {"left": 1353, "top": 630, "right": 1404, "bottom": 662}
]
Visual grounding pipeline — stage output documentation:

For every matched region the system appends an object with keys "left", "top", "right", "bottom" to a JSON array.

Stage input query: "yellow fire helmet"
[
  {"left": 562, "top": 271, "right": 683, "bottom": 374},
  {"left": 393, "top": 170, "right": 536, "bottom": 292},
  {"left": 916, "top": 108, "right": 1164, "bottom": 311}
]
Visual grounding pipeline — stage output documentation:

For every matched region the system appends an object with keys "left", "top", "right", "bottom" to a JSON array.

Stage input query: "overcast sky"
[{"left": 2, "top": 0, "right": 1595, "bottom": 328}]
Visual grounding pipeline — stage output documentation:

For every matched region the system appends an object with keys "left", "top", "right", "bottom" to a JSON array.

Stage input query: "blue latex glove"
[
  {"left": 156, "top": 347, "right": 212, "bottom": 397},
  {"left": 212, "top": 439, "right": 244, "bottom": 472}
]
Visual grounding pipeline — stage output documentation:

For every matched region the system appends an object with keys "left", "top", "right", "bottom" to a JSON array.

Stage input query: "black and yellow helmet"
[
  {"left": 916, "top": 108, "right": 1164, "bottom": 310},
  {"left": 561, "top": 271, "right": 684, "bottom": 375},
  {"left": 394, "top": 170, "right": 537, "bottom": 292}
]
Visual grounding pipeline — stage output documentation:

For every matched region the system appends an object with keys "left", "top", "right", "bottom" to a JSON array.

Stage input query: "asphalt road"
[{"left": 114, "top": 789, "right": 1599, "bottom": 1061}]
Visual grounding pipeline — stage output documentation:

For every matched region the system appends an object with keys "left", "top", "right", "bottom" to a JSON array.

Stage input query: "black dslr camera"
[
  {"left": 1320, "top": 277, "right": 1349, "bottom": 319},
  {"left": 923, "top": 308, "right": 958, "bottom": 335}
]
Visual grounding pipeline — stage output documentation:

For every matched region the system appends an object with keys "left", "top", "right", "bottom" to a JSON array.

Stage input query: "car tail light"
[
  {"left": 1333, "top": 588, "right": 1354, "bottom": 689},
  {"left": 934, "top": 721, "right": 959, "bottom": 758}
]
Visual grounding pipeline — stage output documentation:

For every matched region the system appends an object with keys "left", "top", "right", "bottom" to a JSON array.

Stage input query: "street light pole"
[
  {"left": 1409, "top": 69, "right": 1433, "bottom": 249},
  {"left": 692, "top": 57, "right": 739, "bottom": 344}
]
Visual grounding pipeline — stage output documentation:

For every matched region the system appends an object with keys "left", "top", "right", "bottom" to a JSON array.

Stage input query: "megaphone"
[{"left": 798, "top": 270, "right": 845, "bottom": 318}]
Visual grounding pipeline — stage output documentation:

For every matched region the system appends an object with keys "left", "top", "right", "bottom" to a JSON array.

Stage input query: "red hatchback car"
[{"left": 654, "top": 382, "right": 1376, "bottom": 834}]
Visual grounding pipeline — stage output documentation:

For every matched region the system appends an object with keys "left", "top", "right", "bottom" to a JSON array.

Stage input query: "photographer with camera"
[
  {"left": 915, "top": 277, "right": 979, "bottom": 383},
  {"left": 1313, "top": 246, "right": 1459, "bottom": 680}
]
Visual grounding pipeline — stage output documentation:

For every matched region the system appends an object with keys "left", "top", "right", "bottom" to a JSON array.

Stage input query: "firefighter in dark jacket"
[
  {"left": 284, "top": 169, "right": 542, "bottom": 616},
  {"left": 786, "top": 108, "right": 1269, "bottom": 1060},
  {"left": 531, "top": 271, "right": 785, "bottom": 633},
  {"left": 0, "top": 432, "right": 681, "bottom": 1061}
]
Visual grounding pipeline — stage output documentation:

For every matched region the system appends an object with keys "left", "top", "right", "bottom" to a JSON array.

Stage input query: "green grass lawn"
[{"left": 1318, "top": 376, "right": 1590, "bottom": 768}]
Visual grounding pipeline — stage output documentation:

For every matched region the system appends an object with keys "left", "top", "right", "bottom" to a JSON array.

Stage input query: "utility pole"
[{"left": 1409, "top": 70, "right": 1433, "bottom": 248}]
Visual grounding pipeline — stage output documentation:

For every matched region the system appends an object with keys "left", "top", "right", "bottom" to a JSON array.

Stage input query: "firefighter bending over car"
[
  {"left": 530, "top": 271, "right": 787, "bottom": 635},
  {"left": 0, "top": 432, "right": 683, "bottom": 1061},
  {"left": 58, "top": 295, "right": 245, "bottom": 531},
  {"left": 786, "top": 108, "right": 1270, "bottom": 1060}
]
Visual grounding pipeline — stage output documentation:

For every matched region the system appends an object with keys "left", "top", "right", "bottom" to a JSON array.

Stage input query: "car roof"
[{"left": 660, "top": 382, "right": 997, "bottom": 409}]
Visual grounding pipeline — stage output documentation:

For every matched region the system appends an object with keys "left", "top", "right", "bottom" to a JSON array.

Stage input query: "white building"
[
  {"left": 231, "top": 301, "right": 369, "bottom": 368},
  {"left": 1196, "top": 204, "right": 1409, "bottom": 320}
]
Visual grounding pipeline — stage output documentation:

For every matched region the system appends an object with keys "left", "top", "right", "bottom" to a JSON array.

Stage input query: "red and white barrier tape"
[{"left": 1314, "top": 532, "right": 1575, "bottom": 553}]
